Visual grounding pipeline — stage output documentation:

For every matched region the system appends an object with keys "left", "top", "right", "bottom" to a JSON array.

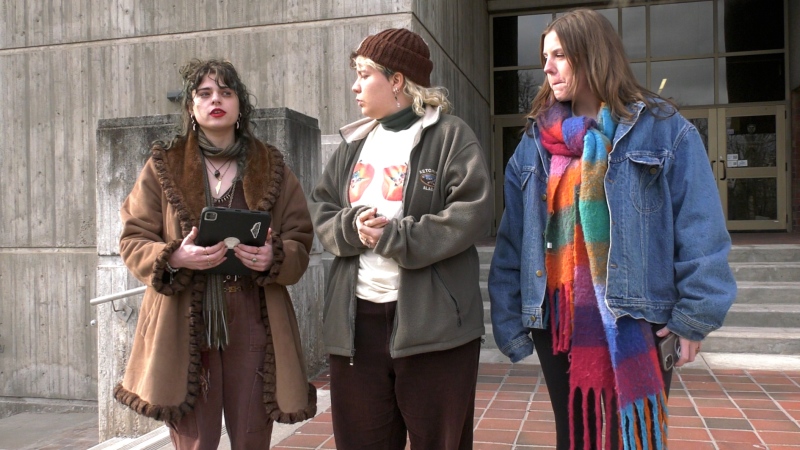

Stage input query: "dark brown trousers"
[
  {"left": 168, "top": 287, "right": 273, "bottom": 450},
  {"left": 329, "top": 298, "right": 481, "bottom": 450}
]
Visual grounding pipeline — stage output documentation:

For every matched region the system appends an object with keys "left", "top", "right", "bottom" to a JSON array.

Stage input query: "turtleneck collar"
[{"left": 377, "top": 106, "right": 420, "bottom": 132}]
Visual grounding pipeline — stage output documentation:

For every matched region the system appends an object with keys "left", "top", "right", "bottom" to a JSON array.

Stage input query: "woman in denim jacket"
[{"left": 489, "top": 9, "right": 736, "bottom": 450}]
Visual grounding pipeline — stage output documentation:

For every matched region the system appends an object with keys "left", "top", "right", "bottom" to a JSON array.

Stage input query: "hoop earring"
[
  {"left": 191, "top": 114, "right": 197, "bottom": 131},
  {"left": 393, "top": 87, "right": 400, "bottom": 108},
  {"left": 236, "top": 113, "right": 241, "bottom": 130}
]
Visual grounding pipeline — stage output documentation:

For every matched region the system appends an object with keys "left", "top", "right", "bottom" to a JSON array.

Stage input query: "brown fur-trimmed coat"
[{"left": 115, "top": 133, "right": 316, "bottom": 424}]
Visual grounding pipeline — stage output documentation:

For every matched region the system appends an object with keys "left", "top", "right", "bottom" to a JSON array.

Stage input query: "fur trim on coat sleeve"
[
  {"left": 252, "top": 233, "right": 285, "bottom": 286},
  {"left": 151, "top": 238, "right": 193, "bottom": 295}
]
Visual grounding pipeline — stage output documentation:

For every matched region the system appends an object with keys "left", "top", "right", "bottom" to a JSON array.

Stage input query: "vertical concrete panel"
[
  {"left": 0, "top": 53, "right": 31, "bottom": 246},
  {"left": 27, "top": 51, "right": 57, "bottom": 246},
  {"left": 0, "top": 252, "right": 96, "bottom": 400}
]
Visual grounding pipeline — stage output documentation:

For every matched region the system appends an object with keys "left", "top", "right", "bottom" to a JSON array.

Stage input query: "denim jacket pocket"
[{"left": 625, "top": 153, "right": 666, "bottom": 213}]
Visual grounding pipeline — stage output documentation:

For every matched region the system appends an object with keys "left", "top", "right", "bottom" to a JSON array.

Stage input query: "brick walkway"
[{"left": 273, "top": 362, "right": 800, "bottom": 450}]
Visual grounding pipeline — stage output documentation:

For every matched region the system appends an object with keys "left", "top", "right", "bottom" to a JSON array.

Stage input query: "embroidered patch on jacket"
[{"left": 419, "top": 169, "right": 436, "bottom": 191}]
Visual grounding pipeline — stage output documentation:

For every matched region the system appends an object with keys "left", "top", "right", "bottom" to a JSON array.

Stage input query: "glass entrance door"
[
  {"left": 684, "top": 106, "right": 787, "bottom": 230},
  {"left": 492, "top": 117, "right": 526, "bottom": 234}
]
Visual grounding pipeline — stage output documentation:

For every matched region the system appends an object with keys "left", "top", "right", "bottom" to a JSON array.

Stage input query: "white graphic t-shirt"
[{"left": 349, "top": 120, "right": 421, "bottom": 303}]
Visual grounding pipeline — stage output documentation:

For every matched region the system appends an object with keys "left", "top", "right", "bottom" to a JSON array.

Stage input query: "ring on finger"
[{"left": 251, "top": 257, "right": 257, "bottom": 263}]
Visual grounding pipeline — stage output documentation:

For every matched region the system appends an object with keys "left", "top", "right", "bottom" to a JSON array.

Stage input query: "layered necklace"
[{"left": 205, "top": 158, "right": 235, "bottom": 195}]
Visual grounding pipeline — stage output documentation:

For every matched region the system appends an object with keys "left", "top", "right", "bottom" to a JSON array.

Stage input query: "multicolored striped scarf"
[{"left": 538, "top": 102, "right": 668, "bottom": 450}]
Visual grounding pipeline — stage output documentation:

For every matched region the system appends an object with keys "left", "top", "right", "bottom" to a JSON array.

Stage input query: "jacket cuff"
[
  {"left": 151, "top": 239, "right": 192, "bottom": 295},
  {"left": 253, "top": 234, "right": 284, "bottom": 286},
  {"left": 667, "top": 310, "right": 716, "bottom": 342},
  {"left": 348, "top": 205, "right": 372, "bottom": 249},
  {"left": 501, "top": 334, "right": 535, "bottom": 363}
]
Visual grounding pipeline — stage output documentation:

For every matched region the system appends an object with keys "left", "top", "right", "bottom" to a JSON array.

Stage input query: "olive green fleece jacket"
[{"left": 309, "top": 106, "right": 492, "bottom": 359}]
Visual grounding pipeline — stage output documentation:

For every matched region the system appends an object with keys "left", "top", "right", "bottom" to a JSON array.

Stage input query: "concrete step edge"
[
  {"left": 737, "top": 281, "right": 800, "bottom": 287},
  {"left": 730, "top": 244, "right": 800, "bottom": 249},
  {"left": 731, "top": 262, "right": 800, "bottom": 267},
  {"left": 87, "top": 438, "right": 132, "bottom": 450},
  {"left": 709, "top": 326, "right": 800, "bottom": 339},
  {"left": 727, "top": 304, "right": 800, "bottom": 313}
]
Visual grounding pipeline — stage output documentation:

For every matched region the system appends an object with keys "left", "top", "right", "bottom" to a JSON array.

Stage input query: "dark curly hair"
[{"left": 175, "top": 58, "right": 257, "bottom": 144}]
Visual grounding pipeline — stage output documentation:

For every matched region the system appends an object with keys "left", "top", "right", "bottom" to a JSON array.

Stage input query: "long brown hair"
[{"left": 527, "top": 9, "right": 673, "bottom": 126}]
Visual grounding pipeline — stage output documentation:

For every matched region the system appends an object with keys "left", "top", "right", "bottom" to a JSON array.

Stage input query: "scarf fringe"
[
  {"left": 568, "top": 386, "right": 619, "bottom": 450},
  {"left": 549, "top": 285, "right": 574, "bottom": 353},
  {"left": 620, "top": 393, "right": 668, "bottom": 450}
]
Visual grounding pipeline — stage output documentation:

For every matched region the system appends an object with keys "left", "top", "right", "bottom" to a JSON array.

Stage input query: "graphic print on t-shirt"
[
  {"left": 350, "top": 161, "right": 407, "bottom": 203},
  {"left": 382, "top": 165, "right": 407, "bottom": 201},
  {"left": 349, "top": 161, "right": 374, "bottom": 202}
]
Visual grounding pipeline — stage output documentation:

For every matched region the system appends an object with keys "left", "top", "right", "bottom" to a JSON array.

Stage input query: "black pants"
[
  {"left": 329, "top": 299, "right": 481, "bottom": 450},
  {"left": 532, "top": 324, "right": 673, "bottom": 450}
]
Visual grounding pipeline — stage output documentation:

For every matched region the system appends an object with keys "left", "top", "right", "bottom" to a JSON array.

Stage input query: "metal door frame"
[{"left": 683, "top": 106, "right": 788, "bottom": 230}]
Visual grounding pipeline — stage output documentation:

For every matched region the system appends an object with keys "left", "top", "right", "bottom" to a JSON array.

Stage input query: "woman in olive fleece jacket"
[
  {"left": 310, "top": 29, "right": 492, "bottom": 450},
  {"left": 310, "top": 106, "right": 492, "bottom": 360}
]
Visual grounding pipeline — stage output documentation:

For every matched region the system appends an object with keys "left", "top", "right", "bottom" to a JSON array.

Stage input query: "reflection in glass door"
[{"left": 684, "top": 107, "right": 786, "bottom": 230}]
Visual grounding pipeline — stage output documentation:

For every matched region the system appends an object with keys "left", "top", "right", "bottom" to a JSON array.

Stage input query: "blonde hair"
[{"left": 353, "top": 55, "right": 452, "bottom": 116}]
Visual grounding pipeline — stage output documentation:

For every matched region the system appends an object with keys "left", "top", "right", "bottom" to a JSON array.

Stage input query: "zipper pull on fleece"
[{"left": 349, "top": 350, "right": 355, "bottom": 366}]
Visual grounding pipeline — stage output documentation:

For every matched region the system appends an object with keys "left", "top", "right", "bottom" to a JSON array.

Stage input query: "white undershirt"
[{"left": 350, "top": 120, "right": 422, "bottom": 303}]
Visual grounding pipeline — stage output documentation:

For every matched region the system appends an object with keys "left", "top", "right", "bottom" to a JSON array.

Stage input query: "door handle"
[{"left": 719, "top": 157, "right": 727, "bottom": 181}]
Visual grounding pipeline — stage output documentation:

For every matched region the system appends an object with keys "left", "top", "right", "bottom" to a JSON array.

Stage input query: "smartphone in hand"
[{"left": 658, "top": 333, "right": 681, "bottom": 371}]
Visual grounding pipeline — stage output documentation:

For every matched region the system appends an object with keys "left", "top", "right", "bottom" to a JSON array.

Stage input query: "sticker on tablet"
[{"left": 250, "top": 222, "right": 261, "bottom": 239}]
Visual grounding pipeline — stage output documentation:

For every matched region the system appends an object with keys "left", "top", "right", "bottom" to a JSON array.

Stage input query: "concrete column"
[{"left": 95, "top": 109, "right": 324, "bottom": 439}]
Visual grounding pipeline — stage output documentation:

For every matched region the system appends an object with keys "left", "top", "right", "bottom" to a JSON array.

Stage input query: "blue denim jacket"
[{"left": 489, "top": 102, "right": 737, "bottom": 363}]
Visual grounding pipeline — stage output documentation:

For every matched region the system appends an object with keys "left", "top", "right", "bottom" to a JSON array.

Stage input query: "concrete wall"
[
  {"left": 0, "top": 0, "right": 490, "bottom": 417},
  {"left": 95, "top": 108, "right": 325, "bottom": 439}
]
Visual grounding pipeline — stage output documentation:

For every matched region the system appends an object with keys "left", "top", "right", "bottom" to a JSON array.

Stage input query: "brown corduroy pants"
[
  {"left": 168, "top": 287, "right": 273, "bottom": 450},
  {"left": 329, "top": 298, "right": 481, "bottom": 450}
]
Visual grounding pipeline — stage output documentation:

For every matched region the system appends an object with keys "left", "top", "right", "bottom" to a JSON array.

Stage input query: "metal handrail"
[{"left": 90, "top": 286, "right": 146, "bottom": 306}]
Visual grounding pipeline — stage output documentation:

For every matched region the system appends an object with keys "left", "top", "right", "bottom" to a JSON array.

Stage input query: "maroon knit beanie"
[{"left": 355, "top": 28, "right": 433, "bottom": 87}]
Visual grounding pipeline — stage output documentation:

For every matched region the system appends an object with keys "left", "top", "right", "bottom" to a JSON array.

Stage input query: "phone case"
[
  {"left": 657, "top": 333, "right": 680, "bottom": 371},
  {"left": 196, "top": 207, "right": 271, "bottom": 276}
]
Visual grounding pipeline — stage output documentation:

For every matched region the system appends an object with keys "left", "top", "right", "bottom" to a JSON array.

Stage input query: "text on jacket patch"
[{"left": 419, "top": 169, "right": 436, "bottom": 191}]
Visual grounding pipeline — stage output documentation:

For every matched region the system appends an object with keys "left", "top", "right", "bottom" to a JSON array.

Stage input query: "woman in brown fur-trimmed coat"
[{"left": 116, "top": 59, "right": 316, "bottom": 450}]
